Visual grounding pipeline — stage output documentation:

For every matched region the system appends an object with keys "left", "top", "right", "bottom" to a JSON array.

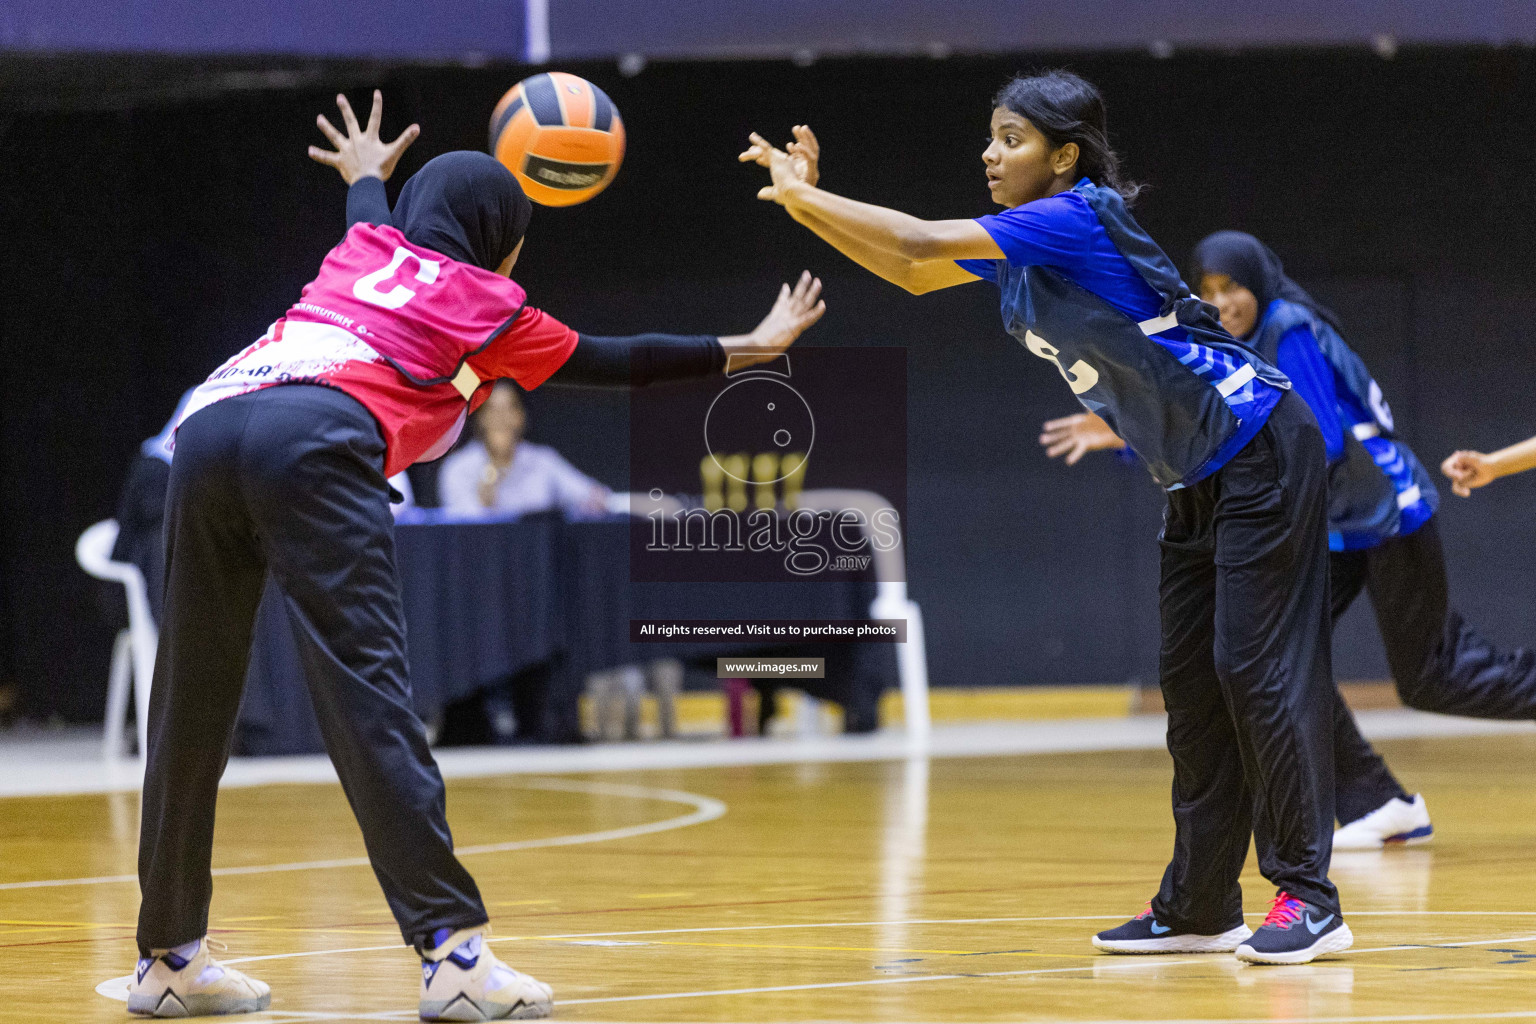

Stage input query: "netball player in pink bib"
[{"left": 129, "top": 92, "right": 824, "bottom": 1021}]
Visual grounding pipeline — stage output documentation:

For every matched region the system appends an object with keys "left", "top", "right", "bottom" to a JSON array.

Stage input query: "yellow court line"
[
  {"left": 0, "top": 918, "right": 131, "bottom": 927},
  {"left": 0, "top": 918, "right": 138, "bottom": 936}
]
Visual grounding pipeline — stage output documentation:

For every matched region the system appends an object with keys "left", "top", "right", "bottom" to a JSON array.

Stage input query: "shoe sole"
[
  {"left": 1333, "top": 821, "right": 1433, "bottom": 850},
  {"left": 1384, "top": 825, "right": 1434, "bottom": 846},
  {"left": 128, "top": 990, "right": 271, "bottom": 1017},
  {"left": 1333, "top": 830, "right": 1433, "bottom": 851},
  {"left": 1093, "top": 924, "right": 1253, "bottom": 954},
  {"left": 1235, "top": 923, "right": 1354, "bottom": 965},
  {"left": 420, "top": 995, "right": 553, "bottom": 1021}
]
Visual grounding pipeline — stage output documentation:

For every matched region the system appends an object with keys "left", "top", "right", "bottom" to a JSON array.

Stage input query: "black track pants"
[
  {"left": 1328, "top": 518, "right": 1536, "bottom": 824},
  {"left": 136, "top": 385, "right": 487, "bottom": 956},
  {"left": 1152, "top": 391, "right": 1340, "bottom": 931}
]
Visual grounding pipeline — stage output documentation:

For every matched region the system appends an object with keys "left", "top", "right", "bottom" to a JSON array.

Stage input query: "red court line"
[{"left": 0, "top": 930, "right": 137, "bottom": 950}]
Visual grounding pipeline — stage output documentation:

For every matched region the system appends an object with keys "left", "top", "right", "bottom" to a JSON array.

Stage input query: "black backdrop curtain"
[{"left": 4, "top": 47, "right": 1536, "bottom": 719}]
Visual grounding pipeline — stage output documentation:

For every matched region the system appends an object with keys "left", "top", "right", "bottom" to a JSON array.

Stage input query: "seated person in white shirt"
[{"left": 439, "top": 381, "right": 610, "bottom": 518}]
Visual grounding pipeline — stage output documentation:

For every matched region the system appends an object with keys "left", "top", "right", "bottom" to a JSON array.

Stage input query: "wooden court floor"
[{"left": 3, "top": 732, "right": 1536, "bottom": 1023}]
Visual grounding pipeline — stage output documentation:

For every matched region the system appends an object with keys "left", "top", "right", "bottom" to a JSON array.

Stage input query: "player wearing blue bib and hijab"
[
  {"left": 742, "top": 70, "right": 1350, "bottom": 965},
  {"left": 1197, "top": 234, "right": 1536, "bottom": 846},
  {"left": 1045, "top": 231, "right": 1536, "bottom": 850}
]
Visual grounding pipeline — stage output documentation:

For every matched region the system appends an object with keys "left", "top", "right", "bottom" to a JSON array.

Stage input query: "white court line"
[
  {"left": 13, "top": 709, "right": 1529, "bottom": 799},
  {"left": 213, "top": 916, "right": 1128, "bottom": 967},
  {"left": 534, "top": 933, "right": 1536, "bottom": 1013},
  {"left": 960, "top": 1015, "right": 1536, "bottom": 1024},
  {"left": 100, "top": 921, "right": 1536, "bottom": 1011},
  {"left": 89, "top": 908, "right": 1536, "bottom": 971},
  {"left": 1354, "top": 933, "right": 1536, "bottom": 953},
  {"left": 530, "top": 910, "right": 1536, "bottom": 942},
  {"left": 208, "top": 917, "right": 1143, "bottom": 969},
  {"left": 206, "top": 912, "right": 1536, "bottom": 967},
  {"left": 287, "top": 1017, "right": 1536, "bottom": 1024},
  {"left": 5, "top": 778, "right": 724, "bottom": 891},
  {"left": 528, "top": 1014, "right": 1536, "bottom": 1024}
]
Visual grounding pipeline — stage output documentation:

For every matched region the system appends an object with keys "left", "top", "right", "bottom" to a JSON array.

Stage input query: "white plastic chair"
[{"left": 75, "top": 519, "right": 157, "bottom": 760}]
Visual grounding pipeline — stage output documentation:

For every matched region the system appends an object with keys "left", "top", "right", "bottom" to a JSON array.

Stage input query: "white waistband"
[
  {"left": 1215, "top": 362, "right": 1257, "bottom": 398},
  {"left": 1137, "top": 311, "right": 1258, "bottom": 399},
  {"left": 1138, "top": 312, "right": 1180, "bottom": 335}
]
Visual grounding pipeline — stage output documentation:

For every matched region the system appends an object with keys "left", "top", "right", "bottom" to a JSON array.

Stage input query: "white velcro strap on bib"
[
  {"left": 1352, "top": 422, "right": 1382, "bottom": 441},
  {"left": 1215, "top": 362, "right": 1256, "bottom": 398},
  {"left": 451, "top": 363, "right": 481, "bottom": 401},
  {"left": 1138, "top": 312, "right": 1180, "bottom": 335},
  {"left": 1396, "top": 484, "right": 1422, "bottom": 510}
]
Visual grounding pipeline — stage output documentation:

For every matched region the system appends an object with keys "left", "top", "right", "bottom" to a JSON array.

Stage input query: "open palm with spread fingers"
[
  {"left": 720, "top": 271, "right": 827, "bottom": 369},
  {"left": 308, "top": 90, "right": 420, "bottom": 185}
]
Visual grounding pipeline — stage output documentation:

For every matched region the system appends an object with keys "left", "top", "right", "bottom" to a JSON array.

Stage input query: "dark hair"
[{"left": 993, "top": 70, "right": 1141, "bottom": 204}]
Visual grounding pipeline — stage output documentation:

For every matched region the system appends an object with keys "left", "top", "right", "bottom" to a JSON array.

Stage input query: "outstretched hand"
[
  {"left": 721, "top": 271, "right": 826, "bottom": 369},
  {"left": 1441, "top": 450, "right": 1495, "bottom": 498},
  {"left": 1039, "top": 412, "right": 1126, "bottom": 466},
  {"left": 308, "top": 90, "right": 420, "bottom": 185},
  {"left": 739, "top": 126, "right": 820, "bottom": 203}
]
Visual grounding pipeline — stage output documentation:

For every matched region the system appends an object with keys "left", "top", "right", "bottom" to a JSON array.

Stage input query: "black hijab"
[
  {"left": 392, "top": 151, "right": 532, "bottom": 272},
  {"left": 1190, "top": 230, "right": 1342, "bottom": 333}
]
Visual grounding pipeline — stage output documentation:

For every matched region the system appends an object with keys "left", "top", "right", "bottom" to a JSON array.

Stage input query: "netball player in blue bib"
[
  {"left": 1045, "top": 231, "right": 1536, "bottom": 851},
  {"left": 742, "top": 70, "right": 1350, "bottom": 964},
  {"left": 1195, "top": 233, "right": 1536, "bottom": 846}
]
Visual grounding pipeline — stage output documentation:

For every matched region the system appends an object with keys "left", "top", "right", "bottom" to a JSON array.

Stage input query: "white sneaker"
[
  {"left": 1333, "top": 794, "right": 1433, "bottom": 850},
  {"left": 420, "top": 928, "right": 552, "bottom": 1021},
  {"left": 127, "top": 938, "right": 271, "bottom": 1017}
]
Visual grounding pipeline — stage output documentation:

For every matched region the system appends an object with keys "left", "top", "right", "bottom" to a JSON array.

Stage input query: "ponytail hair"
[{"left": 993, "top": 70, "right": 1142, "bottom": 205}]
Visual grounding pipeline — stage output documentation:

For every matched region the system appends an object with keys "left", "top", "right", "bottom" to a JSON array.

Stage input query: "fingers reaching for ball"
[
  {"left": 741, "top": 129, "right": 819, "bottom": 202},
  {"left": 308, "top": 90, "right": 420, "bottom": 186},
  {"left": 779, "top": 270, "right": 827, "bottom": 336},
  {"left": 787, "top": 125, "right": 820, "bottom": 187},
  {"left": 738, "top": 131, "right": 780, "bottom": 167},
  {"left": 720, "top": 272, "right": 827, "bottom": 370}
]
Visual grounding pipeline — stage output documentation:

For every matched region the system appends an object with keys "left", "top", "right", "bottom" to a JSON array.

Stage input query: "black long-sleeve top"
[{"left": 345, "top": 176, "right": 725, "bottom": 388}]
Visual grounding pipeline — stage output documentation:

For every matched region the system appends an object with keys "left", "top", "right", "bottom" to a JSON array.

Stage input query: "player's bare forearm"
[
  {"left": 787, "top": 204, "right": 972, "bottom": 294},
  {"left": 1488, "top": 435, "right": 1536, "bottom": 478},
  {"left": 1441, "top": 433, "right": 1536, "bottom": 496},
  {"left": 779, "top": 181, "right": 1000, "bottom": 262}
]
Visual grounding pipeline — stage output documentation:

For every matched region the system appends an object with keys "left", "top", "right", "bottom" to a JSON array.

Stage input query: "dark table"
[{"left": 237, "top": 516, "right": 891, "bottom": 753}]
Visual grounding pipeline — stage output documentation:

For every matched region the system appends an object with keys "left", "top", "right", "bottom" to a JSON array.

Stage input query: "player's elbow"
[{"left": 894, "top": 227, "right": 945, "bottom": 262}]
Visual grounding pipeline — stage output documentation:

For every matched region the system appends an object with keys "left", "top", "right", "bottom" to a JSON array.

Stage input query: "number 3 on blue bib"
[{"left": 1025, "top": 330, "right": 1100, "bottom": 395}]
